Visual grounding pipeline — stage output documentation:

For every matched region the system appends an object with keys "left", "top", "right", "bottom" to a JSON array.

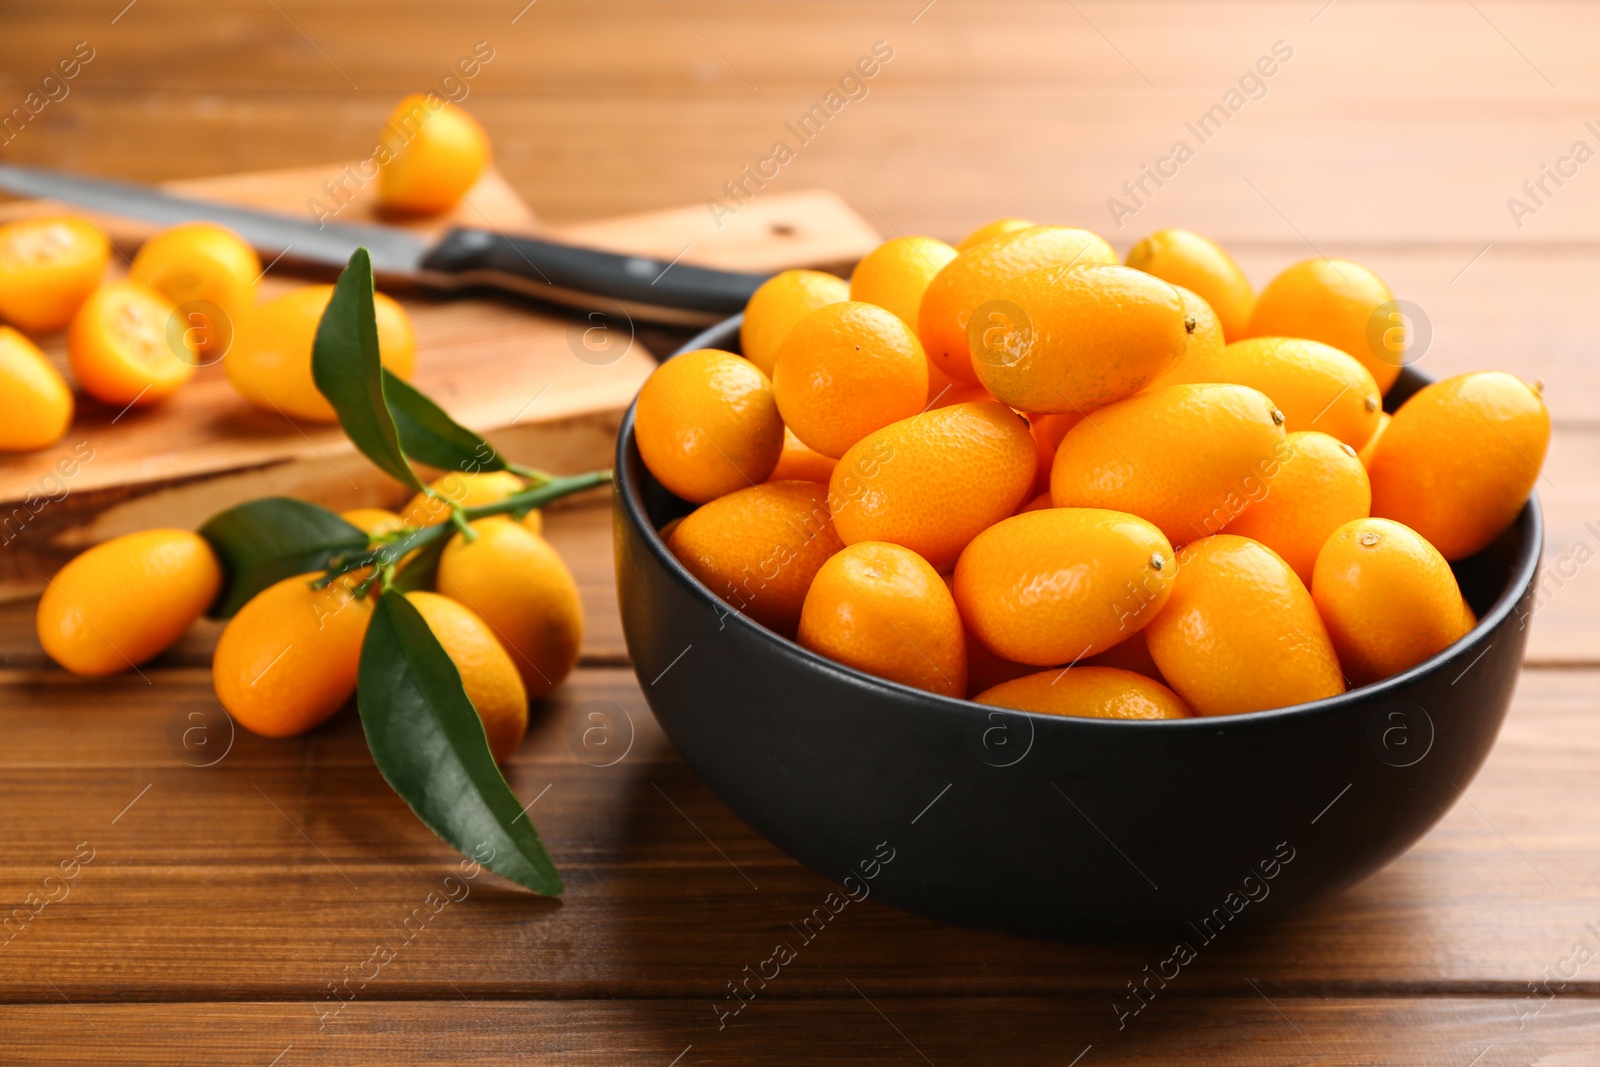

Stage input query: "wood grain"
[
  {"left": 0, "top": 655, "right": 1596, "bottom": 1002},
  {"left": 0, "top": 997, "right": 1590, "bottom": 1066},
  {"left": 1, "top": 1, "right": 1596, "bottom": 1059},
  {"left": 3, "top": 0, "right": 1596, "bottom": 240}
]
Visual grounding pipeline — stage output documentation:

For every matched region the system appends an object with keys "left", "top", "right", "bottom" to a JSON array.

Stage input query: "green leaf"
[
  {"left": 387, "top": 535, "right": 447, "bottom": 594},
  {"left": 311, "top": 248, "right": 424, "bottom": 491},
  {"left": 199, "top": 497, "right": 369, "bottom": 618},
  {"left": 357, "top": 589, "right": 563, "bottom": 896},
  {"left": 383, "top": 368, "right": 507, "bottom": 474}
]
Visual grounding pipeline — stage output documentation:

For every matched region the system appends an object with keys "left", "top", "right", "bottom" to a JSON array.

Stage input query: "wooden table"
[{"left": 4, "top": 1, "right": 1599, "bottom": 1061}]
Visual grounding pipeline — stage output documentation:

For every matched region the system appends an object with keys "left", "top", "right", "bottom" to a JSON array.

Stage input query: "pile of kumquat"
[{"left": 636, "top": 222, "right": 1549, "bottom": 719}]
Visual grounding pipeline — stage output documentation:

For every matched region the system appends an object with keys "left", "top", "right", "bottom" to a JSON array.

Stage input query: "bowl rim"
[{"left": 616, "top": 312, "right": 1545, "bottom": 732}]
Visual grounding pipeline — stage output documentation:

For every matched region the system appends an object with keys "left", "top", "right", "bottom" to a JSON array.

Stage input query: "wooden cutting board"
[{"left": 0, "top": 164, "right": 881, "bottom": 600}]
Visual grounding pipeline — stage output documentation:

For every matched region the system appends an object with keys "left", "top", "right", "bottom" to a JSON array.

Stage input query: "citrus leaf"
[
  {"left": 383, "top": 368, "right": 507, "bottom": 474},
  {"left": 199, "top": 497, "right": 369, "bottom": 619},
  {"left": 388, "top": 535, "right": 447, "bottom": 594},
  {"left": 311, "top": 248, "right": 424, "bottom": 491},
  {"left": 357, "top": 589, "right": 563, "bottom": 896}
]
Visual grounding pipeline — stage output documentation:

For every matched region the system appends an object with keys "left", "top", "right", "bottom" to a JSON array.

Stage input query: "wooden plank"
[
  {"left": 0, "top": 660, "right": 1596, "bottom": 1000},
  {"left": 16, "top": 89, "right": 1600, "bottom": 244},
  {"left": 553, "top": 189, "right": 880, "bottom": 276},
  {"left": 1519, "top": 426, "right": 1600, "bottom": 664},
  {"left": 6, "top": 0, "right": 1599, "bottom": 94},
  {"left": 0, "top": 996, "right": 1590, "bottom": 1065},
  {"left": 3, "top": 1, "right": 1599, "bottom": 241}
]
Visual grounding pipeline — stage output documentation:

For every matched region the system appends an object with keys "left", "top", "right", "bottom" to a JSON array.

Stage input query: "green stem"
[
  {"left": 322, "top": 469, "right": 613, "bottom": 584},
  {"left": 506, "top": 462, "right": 555, "bottom": 485},
  {"left": 459, "top": 469, "right": 611, "bottom": 522}
]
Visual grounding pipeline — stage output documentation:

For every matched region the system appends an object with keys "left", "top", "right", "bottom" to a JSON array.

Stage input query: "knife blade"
[{"left": 0, "top": 163, "right": 768, "bottom": 326}]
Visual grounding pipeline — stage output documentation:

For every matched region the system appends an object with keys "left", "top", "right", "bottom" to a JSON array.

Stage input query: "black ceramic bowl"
[{"left": 614, "top": 315, "right": 1542, "bottom": 940}]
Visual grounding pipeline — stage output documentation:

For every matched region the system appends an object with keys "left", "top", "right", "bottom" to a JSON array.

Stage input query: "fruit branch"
[{"left": 322, "top": 469, "right": 614, "bottom": 589}]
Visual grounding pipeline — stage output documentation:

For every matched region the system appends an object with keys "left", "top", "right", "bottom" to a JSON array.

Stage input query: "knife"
[{"left": 0, "top": 164, "right": 769, "bottom": 326}]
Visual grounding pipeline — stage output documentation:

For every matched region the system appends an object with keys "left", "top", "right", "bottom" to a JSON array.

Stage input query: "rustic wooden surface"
[{"left": 2, "top": 1, "right": 1598, "bottom": 1062}]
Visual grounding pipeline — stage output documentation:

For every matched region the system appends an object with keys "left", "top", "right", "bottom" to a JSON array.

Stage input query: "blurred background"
[
  {"left": 4, "top": 2, "right": 1591, "bottom": 238},
  {"left": 5, "top": 1, "right": 1592, "bottom": 387}
]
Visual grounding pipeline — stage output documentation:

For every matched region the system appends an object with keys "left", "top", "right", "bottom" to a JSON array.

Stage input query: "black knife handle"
[{"left": 417, "top": 227, "right": 768, "bottom": 323}]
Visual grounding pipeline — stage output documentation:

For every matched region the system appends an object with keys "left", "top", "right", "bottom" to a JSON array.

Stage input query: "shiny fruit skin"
[
  {"left": 400, "top": 469, "right": 525, "bottom": 528},
  {"left": 377, "top": 95, "right": 491, "bottom": 215},
  {"left": 849, "top": 235, "right": 959, "bottom": 329},
  {"left": 1169, "top": 285, "right": 1225, "bottom": 372},
  {"left": 954, "top": 217, "right": 1035, "bottom": 252},
  {"left": 953, "top": 507, "right": 1174, "bottom": 666},
  {"left": 971, "top": 264, "right": 1189, "bottom": 414},
  {"left": 68, "top": 281, "right": 197, "bottom": 406},
  {"left": 0, "top": 326, "right": 72, "bottom": 451},
  {"left": 1312, "top": 517, "right": 1471, "bottom": 687},
  {"left": 229, "top": 284, "right": 416, "bottom": 421},
  {"left": 668, "top": 480, "right": 843, "bottom": 636},
  {"left": 740, "top": 269, "right": 850, "bottom": 377},
  {"left": 406, "top": 590, "right": 528, "bottom": 763},
  {"left": 798, "top": 541, "right": 966, "bottom": 698},
  {"left": 212, "top": 570, "right": 375, "bottom": 738},
  {"left": 1125, "top": 229, "right": 1256, "bottom": 341},
  {"left": 772, "top": 301, "right": 929, "bottom": 458},
  {"left": 830, "top": 401, "right": 1035, "bottom": 570},
  {"left": 1244, "top": 257, "right": 1401, "bottom": 393},
  {"left": 0, "top": 216, "right": 110, "bottom": 333},
  {"left": 1158, "top": 336, "right": 1381, "bottom": 449},
  {"left": 1221, "top": 431, "right": 1371, "bottom": 585},
  {"left": 1051, "top": 383, "right": 1288, "bottom": 546},
  {"left": 768, "top": 426, "right": 837, "bottom": 483},
  {"left": 1145, "top": 534, "right": 1345, "bottom": 716},
  {"left": 130, "top": 222, "right": 260, "bottom": 356},
  {"left": 37, "top": 529, "right": 221, "bottom": 676},
  {"left": 637, "top": 348, "right": 784, "bottom": 503},
  {"left": 975, "top": 666, "right": 1190, "bottom": 720},
  {"left": 1357, "top": 411, "right": 1389, "bottom": 468},
  {"left": 1368, "top": 371, "right": 1549, "bottom": 560},
  {"left": 436, "top": 517, "right": 583, "bottom": 702},
  {"left": 918, "top": 226, "right": 1117, "bottom": 384}
]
